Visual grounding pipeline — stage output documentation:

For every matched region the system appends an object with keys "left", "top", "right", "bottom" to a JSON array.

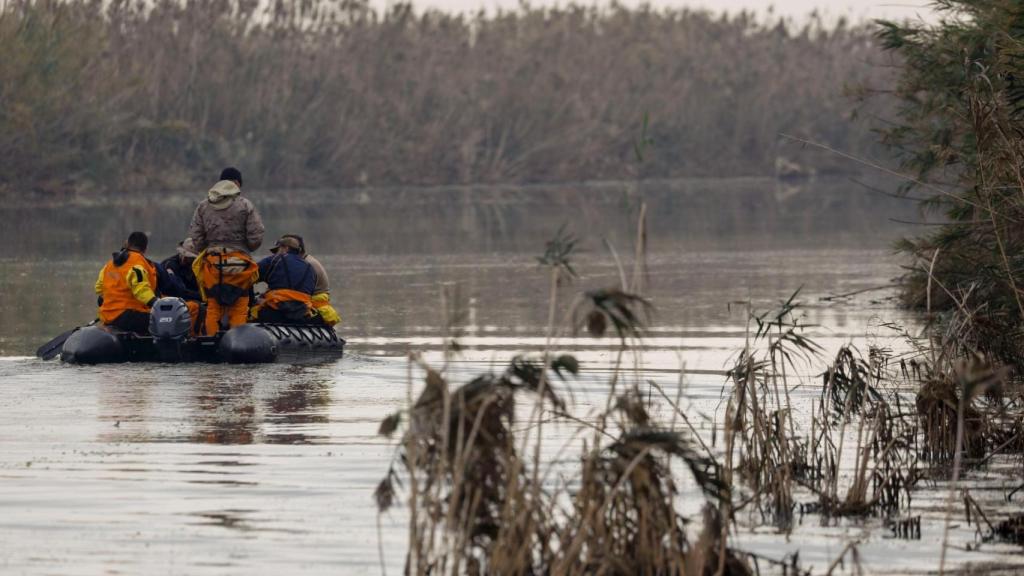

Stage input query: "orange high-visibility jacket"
[{"left": 94, "top": 250, "right": 158, "bottom": 324}]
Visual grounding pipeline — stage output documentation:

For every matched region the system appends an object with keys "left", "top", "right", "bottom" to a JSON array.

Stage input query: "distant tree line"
[{"left": 0, "top": 0, "right": 890, "bottom": 194}]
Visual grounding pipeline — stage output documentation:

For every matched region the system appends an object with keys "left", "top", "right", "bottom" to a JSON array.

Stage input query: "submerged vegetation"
[{"left": 0, "top": 0, "right": 887, "bottom": 194}]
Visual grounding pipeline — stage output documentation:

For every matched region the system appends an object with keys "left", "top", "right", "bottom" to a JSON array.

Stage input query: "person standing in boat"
[
  {"left": 94, "top": 232, "right": 159, "bottom": 334},
  {"left": 276, "top": 234, "right": 341, "bottom": 326},
  {"left": 249, "top": 236, "right": 317, "bottom": 324},
  {"left": 188, "top": 167, "right": 264, "bottom": 335}
]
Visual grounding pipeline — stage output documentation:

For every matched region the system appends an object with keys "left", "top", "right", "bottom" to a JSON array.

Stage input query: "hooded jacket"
[
  {"left": 94, "top": 249, "right": 158, "bottom": 324},
  {"left": 188, "top": 180, "right": 265, "bottom": 254}
]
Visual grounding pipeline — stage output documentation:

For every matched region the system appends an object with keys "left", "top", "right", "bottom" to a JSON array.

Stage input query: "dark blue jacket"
[
  {"left": 159, "top": 255, "right": 200, "bottom": 300},
  {"left": 257, "top": 252, "right": 315, "bottom": 295}
]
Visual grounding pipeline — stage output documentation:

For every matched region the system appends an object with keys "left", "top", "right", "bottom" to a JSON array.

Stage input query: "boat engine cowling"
[
  {"left": 150, "top": 297, "right": 192, "bottom": 361},
  {"left": 150, "top": 298, "right": 192, "bottom": 339}
]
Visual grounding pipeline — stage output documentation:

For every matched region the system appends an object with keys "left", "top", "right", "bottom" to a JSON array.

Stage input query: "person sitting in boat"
[
  {"left": 188, "top": 167, "right": 264, "bottom": 335},
  {"left": 160, "top": 238, "right": 201, "bottom": 301},
  {"left": 249, "top": 236, "right": 318, "bottom": 324},
  {"left": 94, "top": 231, "right": 160, "bottom": 334},
  {"left": 277, "top": 234, "right": 341, "bottom": 327}
]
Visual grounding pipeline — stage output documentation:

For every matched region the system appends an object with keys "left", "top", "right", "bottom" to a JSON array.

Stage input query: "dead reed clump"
[
  {"left": 573, "top": 288, "right": 654, "bottom": 342},
  {"left": 376, "top": 349, "right": 754, "bottom": 574},
  {"left": 721, "top": 293, "right": 926, "bottom": 526},
  {"left": 723, "top": 291, "right": 822, "bottom": 529},
  {"left": 373, "top": 223, "right": 1024, "bottom": 572},
  {"left": 376, "top": 356, "right": 569, "bottom": 574},
  {"left": 809, "top": 345, "right": 921, "bottom": 519},
  {"left": 994, "top": 514, "right": 1024, "bottom": 546},
  {"left": 554, "top": 389, "right": 749, "bottom": 576},
  {"left": 915, "top": 376, "right": 988, "bottom": 466},
  {"left": 819, "top": 346, "right": 884, "bottom": 419},
  {"left": 375, "top": 222, "right": 759, "bottom": 574},
  {"left": 909, "top": 350, "right": 1020, "bottom": 474}
]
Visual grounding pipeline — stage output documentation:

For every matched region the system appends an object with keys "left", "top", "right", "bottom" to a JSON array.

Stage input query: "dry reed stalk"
[
  {"left": 405, "top": 354, "right": 422, "bottom": 575},
  {"left": 824, "top": 538, "right": 864, "bottom": 576},
  {"left": 937, "top": 392, "right": 966, "bottom": 576}
]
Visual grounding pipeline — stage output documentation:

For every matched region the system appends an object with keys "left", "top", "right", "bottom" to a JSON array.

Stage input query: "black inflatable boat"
[{"left": 59, "top": 297, "right": 344, "bottom": 365}]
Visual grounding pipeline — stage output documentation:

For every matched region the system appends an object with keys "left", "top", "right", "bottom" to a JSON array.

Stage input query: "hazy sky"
[{"left": 385, "top": 0, "right": 938, "bottom": 22}]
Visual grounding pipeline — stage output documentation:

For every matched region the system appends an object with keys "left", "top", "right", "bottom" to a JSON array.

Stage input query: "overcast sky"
[{"left": 381, "top": 0, "right": 938, "bottom": 23}]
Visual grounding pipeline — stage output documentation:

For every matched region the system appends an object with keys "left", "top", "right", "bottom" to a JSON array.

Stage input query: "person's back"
[
  {"left": 258, "top": 251, "right": 316, "bottom": 295},
  {"left": 95, "top": 232, "right": 159, "bottom": 333},
  {"left": 251, "top": 237, "right": 317, "bottom": 324},
  {"left": 271, "top": 234, "right": 340, "bottom": 327},
  {"left": 189, "top": 168, "right": 263, "bottom": 334},
  {"left": 188, "top": 175, "right": 264, "bottom": 254}
]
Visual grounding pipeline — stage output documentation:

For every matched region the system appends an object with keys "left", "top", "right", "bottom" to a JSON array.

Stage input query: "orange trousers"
[
  {"left": 205, "top": 296, "right": 250, "bottom": 335},
  {"left": 186, "top": 300, "right": 201, "bottom": 336}
]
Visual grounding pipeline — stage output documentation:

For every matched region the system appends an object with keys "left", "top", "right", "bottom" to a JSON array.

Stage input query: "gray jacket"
[
  {"left": 306, "top": 254, "right": 330, "bottom": 295},
  {"left": 188, "top": 180, "right": 265, "bottom": 254}
]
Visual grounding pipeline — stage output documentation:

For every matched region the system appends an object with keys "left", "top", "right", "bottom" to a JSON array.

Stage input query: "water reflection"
[
  {"left": 264, "top": 379, "right": 331, "bottom": 445},
  {"left": 192, "top": 378, "right": 258, "bottom": 445},
  {"left": 0, "top": 248, "right": 909, "bottom": 362},
  {"left": 190, "top": 509, "right": 258, "bottom": 531},
  {"left": 0, "top": 177, "right": 915, "bottom": 259},
  {"left": 91, "top": 366, "right": 334, "bottom": 446},
  {"left": 95, "top": 368, "right": 156, "bottom": 441}
]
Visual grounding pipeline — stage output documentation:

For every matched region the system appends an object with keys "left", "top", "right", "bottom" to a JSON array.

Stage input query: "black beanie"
[{"left": 220, "top": 167, "right": 242, "bottom": 186}]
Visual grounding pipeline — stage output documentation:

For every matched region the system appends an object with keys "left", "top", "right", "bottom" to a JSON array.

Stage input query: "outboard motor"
[{"left": 149, "top": 297, "right": 193, "bottom": 362}]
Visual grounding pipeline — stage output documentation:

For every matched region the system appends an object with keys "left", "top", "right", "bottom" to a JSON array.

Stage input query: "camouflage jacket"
[{"left": 187, "top": 180, "right": 265, "bottom": 254}]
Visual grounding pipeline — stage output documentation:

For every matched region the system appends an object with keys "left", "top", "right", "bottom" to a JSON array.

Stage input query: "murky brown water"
[{"left": 0, "top": 187, "right": 1021, "bottom": 574}]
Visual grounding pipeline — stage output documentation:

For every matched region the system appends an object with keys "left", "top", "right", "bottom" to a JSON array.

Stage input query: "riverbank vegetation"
[
  {"left": 363, "top": 3, "right": 1024, "bottom": 570},
  {"left": 0, "top": 0, "right": 888, "bottom": 195},
  {"left": 878, "top": 1, "right": 1024, "bottom": 367},
  {"left": 376, "top": 227, "right": 1024, "bottom": 574}
]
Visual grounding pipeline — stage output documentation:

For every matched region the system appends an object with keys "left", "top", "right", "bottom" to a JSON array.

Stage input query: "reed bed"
[
  {"left": 877, "top": 1, "right": 1024, "bottom": 373},
  {"left": 0, "top": 0, "right": 889, "bottom": 194}
]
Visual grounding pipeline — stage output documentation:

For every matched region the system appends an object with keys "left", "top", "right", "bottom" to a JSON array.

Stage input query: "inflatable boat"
[{"left": 57, "top": 297, "right": 344, "bottom": 365}]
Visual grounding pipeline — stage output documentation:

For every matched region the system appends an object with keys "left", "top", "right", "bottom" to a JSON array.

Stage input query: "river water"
[{"left": 1, "top": 183, "right": 1022, "bottom": 575}]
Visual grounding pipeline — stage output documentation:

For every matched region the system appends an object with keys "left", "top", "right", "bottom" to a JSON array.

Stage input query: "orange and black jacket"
[{"left": 94, "top": 249, "right": 159, "bottom": 324}]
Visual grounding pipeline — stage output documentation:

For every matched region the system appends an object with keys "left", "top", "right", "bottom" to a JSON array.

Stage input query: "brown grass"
[{"left": 0, "top": 0, "right": 890, "bottom": 194}]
